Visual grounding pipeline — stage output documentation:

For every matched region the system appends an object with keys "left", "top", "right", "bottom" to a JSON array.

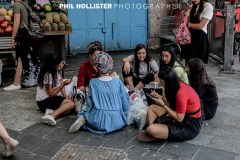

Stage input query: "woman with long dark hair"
[
  {"left": 186, "top": 58, "right": 218, "bottom": 120},
  {"left": 138, "top": 67, "right": 202, "bottom": 142},
  {"left": 36, "top": 54, "right": 75, "bottom": 126},
  {"left": 183, "top": 0, "right": 213, "bottom": 63},
  {"left": 4, "top": 0, "right": 40, "bottom": 90},
  {"left": 137, "top": 45, "right": 189, "bottom": 88},
  {"left": 122, "top": 44, "right": 159, "bottom": 91}
]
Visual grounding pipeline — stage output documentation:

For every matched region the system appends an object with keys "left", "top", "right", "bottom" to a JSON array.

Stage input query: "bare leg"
[
  {"left": 0, "top": 122, "right": 10, "bottom": 144},
  {"left": 51, "top": 99, "right": 75, "bottom": 118},
  {"left": 148, "top": 104, "right": 166, "bottom": 125},
  {"left": 147, "top": 123, "right": 169, "bottom": 139},
  {"left": 13, "top": 58, "right": 22, "bottom": 86},
  {"left": 124, "top": 76, "right": 134, "bottom": 90},
  {"left": 134, "top": 81, "right": 144, "bottom": 90}
]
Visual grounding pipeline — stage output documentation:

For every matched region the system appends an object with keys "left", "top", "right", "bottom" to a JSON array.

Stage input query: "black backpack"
[{"left": 18, "top": 1, "right": 44, "bottom": 40}]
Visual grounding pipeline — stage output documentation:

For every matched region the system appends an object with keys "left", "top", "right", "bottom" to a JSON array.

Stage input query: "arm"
[
  {"left": 188, "top": 17, "right": 209, "bottom": 30},
  {"left": 152, "top": 96, "right": 185, "bottom": 122},
  {"left": 45, "top": 79, "right": 71, "bottom": 97},
  {"left": 12, "top": 13, "right": 20, "bottom": 49},
  {"left": 123, "top": 55, "right": 134, "bottom": 75},
  {"left": 77, "top": 64, "right": 85, "bottom": 89}
]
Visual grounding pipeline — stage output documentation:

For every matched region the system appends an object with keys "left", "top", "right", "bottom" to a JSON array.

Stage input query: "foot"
[
  {"left": 44, "top": 109, "right": 54, "bottom": 116},
  {"left": 2, "top": 138, "right": 19, "bottom": 157},
  {"left": 41, "top": 115, "right": 56, "bottom": 126},
  {"left": 3, "top": 84, "right": 21, "bottom": 91},
  {"left": 68, "top": 116, "right": 85, "bottom": 133},
  {"left": 138, "top": 132, "right": 159, "bottom": 142}
]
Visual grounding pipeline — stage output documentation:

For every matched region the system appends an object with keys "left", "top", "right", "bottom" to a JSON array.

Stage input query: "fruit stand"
[
  {"left": 0, "top": 2, "right": 14, "bottom": 61},
  {"left": 30, "top": 0, "right": 72, "bottom": 63}
]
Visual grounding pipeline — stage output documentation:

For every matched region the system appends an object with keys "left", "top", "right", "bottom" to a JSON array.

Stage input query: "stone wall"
[{"left": 147, "top": 0, "right": 179, "bottom": 49}]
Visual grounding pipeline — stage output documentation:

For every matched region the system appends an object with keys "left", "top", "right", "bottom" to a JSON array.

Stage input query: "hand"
[
  {"left": 11, "top": 39, "right": 16, "bottom": 49},
  {"left": 150, "top": 90, "right": 161, "bottom": 99},
  {"left": 123, "top": 62, "right": 131, "bottom": 74},
  {"left": 151, "top": 96, "right": 165, "bottom": 107},
  {"left": 63, "top": 79, "right": 72, "bottom": 86},
  {"left": 85, "top": 87, "right": 89, "bottom": 96}
]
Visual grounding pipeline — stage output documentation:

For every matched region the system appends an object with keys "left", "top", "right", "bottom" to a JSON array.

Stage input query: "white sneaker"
[
  {"left": 3, "top": 84, "right": 21, "bottom": 91},
  {"left": 44, "top": 109, "right": 54, "bottom": 116},
  {"left": 2, "top": 137, "right": 19, "bottom": 158},
  {"left": 41, "top": 115, "right": 56, "bottom": 126},
  {"left": 68, "top": 116, "right": 85, "bottom": 133}
]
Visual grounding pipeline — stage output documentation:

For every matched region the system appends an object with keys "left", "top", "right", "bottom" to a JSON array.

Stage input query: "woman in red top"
[
  {"left": 138, "top": 66, "right": 203, "bottom": 142},
  {"left": 77, "top": 41, "right": 103, "bottom": 94}
]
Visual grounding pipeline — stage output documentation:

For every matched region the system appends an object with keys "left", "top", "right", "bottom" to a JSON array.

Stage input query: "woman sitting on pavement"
[
  {"left": 138, "top": 66, "right": 202, "bottom": 142},
  {"left": 68, "top": 51, "right": 130, "bottom": 134},
  {"left": 77, "top": 41, "right": 103, "bottom": 94},
  {"left": 186, "top": 58, "right": 218, "bottom": 120},
  {"left": 135, "top": 44, "right": 189, "bottom": 90},
  {"left": 0, "top": 122, "right": 19, "bottom": 157},
  {"left": 36, "top": 54, "right": 75, "bottom": 126},
  {"left": 122, "top": 44, "right": 159, "bottom": 91}
]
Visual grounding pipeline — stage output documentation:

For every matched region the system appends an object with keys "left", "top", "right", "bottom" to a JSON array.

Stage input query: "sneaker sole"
[
  {"left": 68, "top": 122, "right": 83, "bottom": 133},
  {"left": 42, "top": 117, "right": 56, "bottom": 126}
]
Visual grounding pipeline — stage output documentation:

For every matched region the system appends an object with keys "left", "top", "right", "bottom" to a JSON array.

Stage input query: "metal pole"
[{"left": 222, "top": 3, "right": 235, "bottom": 73}]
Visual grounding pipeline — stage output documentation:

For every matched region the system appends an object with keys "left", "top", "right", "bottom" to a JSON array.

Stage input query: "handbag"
[
  {"left": 72, "top": 86, "right": 87, "bottom": 112},
  {"left": 176, "top": 22, "right": 191, "bottom": 45}
]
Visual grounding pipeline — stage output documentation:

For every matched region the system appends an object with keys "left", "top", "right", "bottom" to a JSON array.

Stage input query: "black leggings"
[{"left": 36, "top": 96, "right": 65, "bottom": 112}]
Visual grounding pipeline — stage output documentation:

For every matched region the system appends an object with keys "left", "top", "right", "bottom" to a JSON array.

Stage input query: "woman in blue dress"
[{"left": 68, "top": 51, "right": 130, "bottom": 134}]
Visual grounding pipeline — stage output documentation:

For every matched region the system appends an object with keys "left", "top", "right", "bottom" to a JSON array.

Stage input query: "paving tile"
[
  {"left": 34, "top": 141, "right": 65, "bottom": 158},
  {"left": 128, "top": 137, "right": 165, "bottom": 151},
  {"left": 160, "top": 142, "right": 200, "bottom": 158},
  {"left": 5, "top": 129, "right": 25, "bottom": 141},
  {"left": 193, "top": 147, "right": 237, "bottom": 160},
  {"left": 21, "top": 123, "right": 56, "bottom": 138},
  {"left": 235, "top": 155, "right": 240, "bottom": 160},
  {"left": 19, "top": 134, "right": 49, "bottom": 152},
  {"left": 127, "top": 145, "right": 148, "bottom": 160},
  {"left": 55, "top": 117, "right": 76, "bottom": 129},
  {"left": 102, "top": 125, "right": 138, "bottom": 143},
  {"left": 186, "top": 131, "right": 214, "bottom": 146},
  {"left": 207, "top": 136, "right": 240, "bottom": 154},
  {"left": 101, "top": 139, "right": 130, "bottom": 150},
  {"left": 2, "top": 148, "right": 36, "bottom": 160},
  {"left": 29, "top": 154, "right": 51, "bottom": 160},
  {"left": 69, "top": 132, "right": 106, "bottom": 147},
  {"left": 43, "top": 128, "right": 79, "bottom": 143},
  {"left": 52, "top": 144, "right": 127, "bottom": 160},
  {"left": 140, "top": 150, "right": 188, "bottom": 160}
]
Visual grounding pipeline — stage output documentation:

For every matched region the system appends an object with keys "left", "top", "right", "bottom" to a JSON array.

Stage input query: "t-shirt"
[
  {"left": 176, "top": 82, "right": 201, "bottom": 118},
  {"left": 77, "top": 60, "right": 96, "bottom": 88},
  {"left": 13, "top": 2, "right": 29, "bottom": 28},
  {"left": 173, "top": 61, "right": 189, "bottom": 84},
  {"left": 36, "top": 72, "right": 62, "bottom": 101},
  {"left": 127, "top": 55, "right": 159, "bottom": 79},
  {"left": 198, "top": 84, "right": 218, "bottom": 107},
  {"left": 198, "top": 2, "right": 213, "bottom": 33}
]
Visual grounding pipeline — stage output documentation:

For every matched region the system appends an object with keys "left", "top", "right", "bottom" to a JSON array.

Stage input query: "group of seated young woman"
[{"left": 35, "top": 41, "right": 218, "bottom": 143}]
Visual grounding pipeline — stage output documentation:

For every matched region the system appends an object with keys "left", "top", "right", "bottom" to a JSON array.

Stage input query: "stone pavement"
[{"left": 0, "top": 51, "right": 240, "bottom": 160}]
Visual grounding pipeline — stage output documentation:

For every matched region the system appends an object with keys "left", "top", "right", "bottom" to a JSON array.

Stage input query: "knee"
[{"left": 147, "top": 125, "right": 157, "bottom": 135}]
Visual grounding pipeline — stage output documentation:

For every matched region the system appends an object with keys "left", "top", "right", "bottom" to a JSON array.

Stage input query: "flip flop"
[{"left": 137, "top": 132, "right": 159, "bottom": 142}]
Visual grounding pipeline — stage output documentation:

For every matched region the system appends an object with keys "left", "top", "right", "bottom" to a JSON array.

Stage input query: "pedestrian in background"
[
  {"left": 183, "top": 0, "right": 213, "bottom": 64},
  {"left": 4, "top": 0, "right": 40, "bottom": 91},
  {"left": 0, "top": 122, "right": 19, "bottom": 157}
]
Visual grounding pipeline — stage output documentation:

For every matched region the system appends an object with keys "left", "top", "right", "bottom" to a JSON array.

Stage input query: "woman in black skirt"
[
  {"left": 138, "top": 67, "right": 203, "bottom": 142},
  {"left": 3, "top": 0, "right": 40, "bottom": 91},
  {"left": 182, "top": 0, "right": 213, "bottom": 64}
]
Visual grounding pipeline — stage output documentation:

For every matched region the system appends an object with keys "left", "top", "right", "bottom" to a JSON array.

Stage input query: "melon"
[
  {"left": 4, "top": 15, "right": 12, "bottom": 22},
  {"left": 0, "top": 8, "right": 7, "bottom": 16},
  {"left": 7, "top": 9, "right": 13, "bottom": 17}
]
